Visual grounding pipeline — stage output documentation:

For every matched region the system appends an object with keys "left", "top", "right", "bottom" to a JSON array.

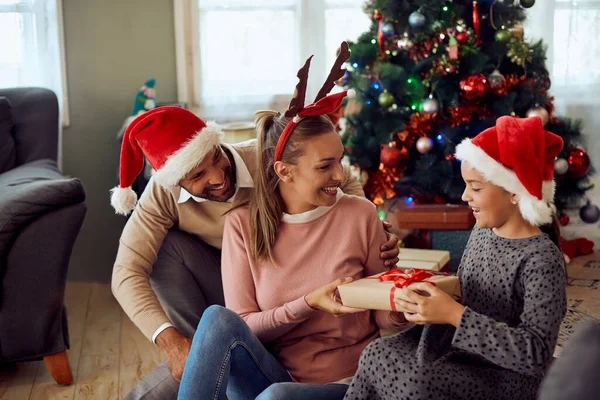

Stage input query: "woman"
[{"left": 177, "top": 43, "right": 407, "bottom": 400}]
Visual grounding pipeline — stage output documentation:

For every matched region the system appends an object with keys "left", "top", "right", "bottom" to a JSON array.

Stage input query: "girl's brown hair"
[{"left": 249, "top": 112, "right": 335, "bottom": 262}]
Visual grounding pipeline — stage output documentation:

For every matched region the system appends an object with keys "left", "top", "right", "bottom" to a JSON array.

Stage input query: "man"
[{"left": 110, "top": 106, "right": 400, "bottom": 399}]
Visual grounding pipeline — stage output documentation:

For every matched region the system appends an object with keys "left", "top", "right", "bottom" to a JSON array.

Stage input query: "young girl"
[
  {"left": 177, "top": 43, "right": 406, "bottom": 400},
  {"left": 344, "top": 116, "right": 567, "bottom": 400}
]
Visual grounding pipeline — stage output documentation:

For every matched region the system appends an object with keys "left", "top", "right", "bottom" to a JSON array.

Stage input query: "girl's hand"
[
  {"left": 393, "top": 283, "right": 465, "bottom": 327},
  {"left": 305, "top": 277, "right": 366, "bottom": 318}
]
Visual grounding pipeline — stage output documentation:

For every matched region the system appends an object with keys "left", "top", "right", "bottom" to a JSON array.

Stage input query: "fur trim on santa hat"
[
  {"left": 110, "top": 186, "right": 138, "bottom": 216},
  {"left": 152, "top": 122, "right": 224, "bottom": 188},
  {"left": 542, "top": 180, "right": 556, "bottom": 203},
  {"left": 455, "top": 138, "right": 554, "bottom": 226}
]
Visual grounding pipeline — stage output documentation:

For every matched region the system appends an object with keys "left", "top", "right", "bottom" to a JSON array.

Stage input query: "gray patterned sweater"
[{"left": 344, "top": 228, "right": 567, "bottom": 400}]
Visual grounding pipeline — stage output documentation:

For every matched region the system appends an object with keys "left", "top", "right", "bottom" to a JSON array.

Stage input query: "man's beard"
[{"left": 198, "top": 165, "right": 236, "bottom": 202}]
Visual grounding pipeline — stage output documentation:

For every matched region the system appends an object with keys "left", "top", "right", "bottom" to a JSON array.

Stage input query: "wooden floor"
[
  {"left": 1, "top": 252, "right": 600, "bottom": 399},
  {"left": 0, "top": 282, "right": 166, "bottom": 400}
]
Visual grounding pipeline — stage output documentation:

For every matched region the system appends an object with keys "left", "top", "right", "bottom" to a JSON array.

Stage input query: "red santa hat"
[
  {"left": 455, "top": 116, "right": 564, "bottom": 226},
  {"left": 110, "top": 106, "right": 223, "bottom": 215}
]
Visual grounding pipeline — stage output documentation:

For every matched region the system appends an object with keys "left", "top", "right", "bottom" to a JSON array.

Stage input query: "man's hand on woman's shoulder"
[{"left": 380, "top": 220, "right": 400, "bottom": 267}]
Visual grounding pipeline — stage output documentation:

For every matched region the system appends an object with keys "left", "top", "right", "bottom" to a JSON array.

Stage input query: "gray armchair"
[{"left": 0, "top": 87, "right": 86, "bottom": 385}]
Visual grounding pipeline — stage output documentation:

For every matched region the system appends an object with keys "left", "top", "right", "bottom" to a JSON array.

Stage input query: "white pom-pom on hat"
[
  {"left": 110, "top": 186, "right": 138, "bottom": 216},
  {"left": 346, "top": 89, "right": 356, "bottom": 98}
]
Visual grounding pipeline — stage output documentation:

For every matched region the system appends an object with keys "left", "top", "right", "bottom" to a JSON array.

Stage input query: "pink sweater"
[{"left": 221, "top": 192, "right": 400, "bottom": 384}]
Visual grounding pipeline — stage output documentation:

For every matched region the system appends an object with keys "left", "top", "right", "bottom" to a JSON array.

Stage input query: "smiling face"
[
  {"left": 460, "top": 160, "right": 516, "bottom": 229},
  {"left": 276, "top": 130, "right": 345, "bottom": 213},
  {"left": 178, "top": 145, "right": 237, "bottom": 202}
]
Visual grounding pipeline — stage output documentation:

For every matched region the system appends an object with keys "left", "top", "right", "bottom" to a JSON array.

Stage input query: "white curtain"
[
  {"left": 527, "top": 1, "right": 600, "bottom": 246},
  {"left": 175, "top": 0, "right": 370, "bottom": 122},
  {"left": 0, "top": 0, "right": 69, "bottom": 126},
  {"left": 524, "top": 0, "right": 600, "bottom": 159}
]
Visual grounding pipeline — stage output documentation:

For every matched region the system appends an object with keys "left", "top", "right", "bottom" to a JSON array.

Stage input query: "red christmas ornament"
[
  {"left": 559, "top": 214, "right": 570, "bottom": 226},
  {"left": 567, "top": 147, "right": 591, "bottom": 178},
  {"left": 380, "top": 144, "right": 404, "bottom": 168},
  {"left": 460, "top": 74, "right": 487, "bottom": 101},
  {"left": 374, "top": 10, "right": 385, "bottom": 56},
  {"left": 472, "top": 1, "right": 481, "bottom": 41},
  {"left": 456, "top": 31, "right": 469, "bottom": 45}
]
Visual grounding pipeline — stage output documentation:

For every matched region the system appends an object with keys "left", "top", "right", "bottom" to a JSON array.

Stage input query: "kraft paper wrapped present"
[
  {"left": 338, "top": 269, "right": 462, "bottom": 311},
  {"left": 397, "top": 248, "right": 450, "bottom": 271}
]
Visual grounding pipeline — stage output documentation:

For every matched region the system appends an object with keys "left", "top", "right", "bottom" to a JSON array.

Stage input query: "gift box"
[
  {"left": 397, "top": 248, "right": 450, "bottom": 271},
  {"left": 395, "top": 204, "right": 475, "bottom": 230},
  {"left": 338, "top": 269, "right": 462, "bottom": 311},
  {"left": 395, "top": 204, "right": 475, "bottom": 272}
]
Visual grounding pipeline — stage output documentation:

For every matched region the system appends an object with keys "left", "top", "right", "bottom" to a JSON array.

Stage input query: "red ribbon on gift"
[{"left": 376, "top": 269, "right": 447, "bottom": 311}]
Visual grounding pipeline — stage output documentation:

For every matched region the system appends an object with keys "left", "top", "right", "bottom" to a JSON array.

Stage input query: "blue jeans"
[{"left": 177, "top": 305, "right": 349, "bottom": 400}]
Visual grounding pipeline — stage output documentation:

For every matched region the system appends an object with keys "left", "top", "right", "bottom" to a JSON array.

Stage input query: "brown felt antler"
[
  {"left": 314, "top": 41, "right": 351, "bottom": 102},
  {"left": 284, "top": 55, "right": 313, "bottom": 118}
]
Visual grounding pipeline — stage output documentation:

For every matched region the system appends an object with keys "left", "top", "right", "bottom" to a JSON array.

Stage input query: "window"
[
  {"left": 174, "top": 0, "right": 370, "bottom": 122},
  {"left": 0, "top": 0, "right": 69, "bottom": 125},
  {"left": 552, "top": 0, "right": 600, "bottom": 94},
  {"left": 526, "top": 0, "right": 600, "bottom": 100}
]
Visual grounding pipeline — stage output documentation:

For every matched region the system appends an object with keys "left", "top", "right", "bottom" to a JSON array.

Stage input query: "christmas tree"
[{"left": 342, "top": 0, "right": 598, "bottom": 224}]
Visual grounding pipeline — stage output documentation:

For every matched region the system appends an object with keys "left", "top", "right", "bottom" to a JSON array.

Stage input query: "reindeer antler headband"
[{"left": 274, "top": 41, "right": 355, "bottom": 162}]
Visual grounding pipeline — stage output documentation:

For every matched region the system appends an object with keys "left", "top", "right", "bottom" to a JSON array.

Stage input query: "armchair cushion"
[
  {"left": 0, "top": 97, "right": 16, "bottom": 174},
  {"left": 0, "top": 159, "right": 86, "bottom": 260}
]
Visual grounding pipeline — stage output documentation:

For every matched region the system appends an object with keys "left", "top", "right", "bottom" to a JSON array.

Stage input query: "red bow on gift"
[{"left": 376, "top": 269, "right": 447, "bottom": 311}]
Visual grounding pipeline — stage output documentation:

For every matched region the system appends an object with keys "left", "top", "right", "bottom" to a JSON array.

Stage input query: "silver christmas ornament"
[
  {"left": 554, "top": 158, "right": 569, "bottom": 175},
  {"left": 580, "top": 202, "right": 600, "bottom": 224},
  {"left": 409, "top": 11, "right": 426, "bottom": 29},
  {"left": 381, "top": 21, "right": 395, "bottom": 37},
  {"left": 526, "top": 106, "right": 550, "bottom": 126},
  {"left": 416, "top": 137, "right": 434, "bottom": 153},
  {"left": 421, "top": 98, "right": 439, "bottom": 113},
  {"left": 488, "top": 69, "right": 505, "bottom": 90}
]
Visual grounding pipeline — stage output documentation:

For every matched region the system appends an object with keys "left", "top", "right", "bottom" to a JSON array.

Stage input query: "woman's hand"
[
  {"left": 305, "top": 277, "right": 366, "bottom": 318},
  {"left": 380, "top": 221, "right": 400, "bottom": 268},
  {"left": 393, "top": 283, "right": 465, "bottom": 327}
]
